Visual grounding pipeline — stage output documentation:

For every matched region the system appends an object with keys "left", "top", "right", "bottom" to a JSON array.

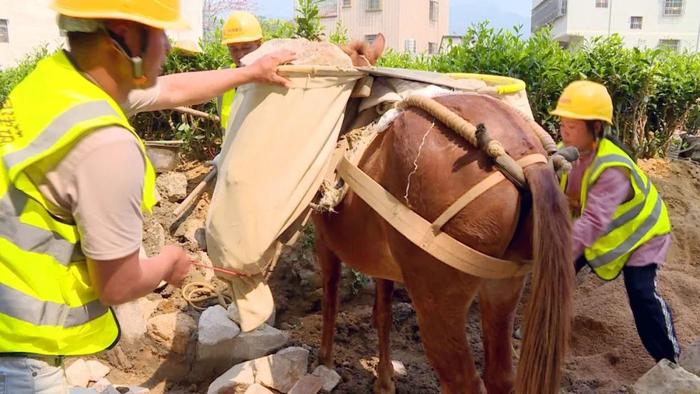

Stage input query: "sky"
[{"left": 256, "top": 0, "right": 532, "bottom": 36}]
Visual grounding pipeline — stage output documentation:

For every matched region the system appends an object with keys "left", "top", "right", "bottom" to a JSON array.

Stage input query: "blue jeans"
[{"left": 0, "top": 356, "right": 68, "bottom": 394}]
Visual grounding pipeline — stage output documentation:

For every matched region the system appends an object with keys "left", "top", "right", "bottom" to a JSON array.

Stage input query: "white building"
[
  {"left": 531, "top": 0, "right": 700, "bottom": 51},
  {"left": 315, "top": 0, "right": 450, "bottom": 54},
  {"left": 0, "top": 0, "right": 204, "bottom": 69}
]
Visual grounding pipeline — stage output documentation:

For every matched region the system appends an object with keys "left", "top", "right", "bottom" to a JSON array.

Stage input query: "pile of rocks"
[{"left": 630, "top": 338, "right": 700, "bottom": 393}]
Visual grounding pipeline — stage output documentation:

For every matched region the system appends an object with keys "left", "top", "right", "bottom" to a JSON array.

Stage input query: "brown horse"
[{"left": 311, "top": 35, "right": 574, "bottom": 394}]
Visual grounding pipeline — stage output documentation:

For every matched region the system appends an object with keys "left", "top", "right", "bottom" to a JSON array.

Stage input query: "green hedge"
[
  {"left": 378, "top": 23, "right": 700, "bottom": 158},
  {"left": 3, "top": 23, "right": 698, "bottom": 159}
]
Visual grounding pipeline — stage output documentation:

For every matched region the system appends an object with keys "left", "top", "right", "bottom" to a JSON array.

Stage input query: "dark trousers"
[{"left": 576, "top": 256, "right": 680, "bottom": 363}]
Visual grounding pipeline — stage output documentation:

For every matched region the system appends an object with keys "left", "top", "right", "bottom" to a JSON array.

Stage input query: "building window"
[
  {"left": 428, "top": 42, "right": 438, "bottom": 54},
  {"left": 658, "top": 39, "right": 680, "bottom": 51},
  {"left": 561, "top": 0, "right": 568, "bottom": 15},
  {"left": 429, "top": 1, "right": 439, "bottom": 22},
  {"left": 663, "top": 0, "right": 683, "bottom": 16},
  {"left": 343, "top": 0, "right": 351, "bottom": 7},
  {"left": 595, "top": 0, "right": 608, "bottom": 8},
  {"left": 630, "top": 16, "right": 643, "bottom": 29},
  {"left": 366, "top": 0, "right": 381, "bottom": 11},
  {"left": 0, "top": 19, "right": 8, "bottom": 43},
  {"left": 365, "top": 34, "right": 378, "bottom": 44},
  {"left": 404, "top": 39, "right": 416, "bottom": 54}
]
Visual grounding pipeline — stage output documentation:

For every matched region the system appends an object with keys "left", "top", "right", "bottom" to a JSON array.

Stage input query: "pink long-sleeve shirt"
[{"left": 566, "top": 151, "right": 671, "bottom": 267}]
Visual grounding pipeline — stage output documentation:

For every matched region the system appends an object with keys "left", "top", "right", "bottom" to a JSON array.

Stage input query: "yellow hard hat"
[
  {"left": 222, "top": 11, "right": 262, "bottom": 45},
  {"left": 51, "top": 0, "right": 189, "bottom": 30},
  {"left": 550, "top": 80, "right": 613, "bottom": 124},
  {"left": 172, "top": 39, "right": 202, "bottom": 56}
]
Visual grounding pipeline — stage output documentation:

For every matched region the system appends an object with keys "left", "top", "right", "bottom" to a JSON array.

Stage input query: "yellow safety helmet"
[
  {"left": 51, "top": 0, "right": 189, "bottom": 30},
  {"left": 550, "top": 80, "right": 613, "bottom": 124},
  {"left": 172, "top": 39, "right": 202, "bottom": 56},
  {"left": 222, "top": 11, "right": 262, "bottom": 45}
]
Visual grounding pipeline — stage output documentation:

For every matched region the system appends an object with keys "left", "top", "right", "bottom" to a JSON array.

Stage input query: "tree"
[
  {"left": 294, "top": 0, "right": 323, "bottom": 41},
  {"left": 203, "top": 0, "right": 259, "bottom": 36}
]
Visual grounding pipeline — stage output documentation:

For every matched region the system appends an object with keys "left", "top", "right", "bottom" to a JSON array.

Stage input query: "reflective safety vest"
[
  {"left": 560, "top": 138, "right": 671, "bottom": 280},
  {"left": 216, "top": 64, "right": 237, "bottom": 130},
  {"left": 0, "top": 51, "right": 157, "bottom": 356}
]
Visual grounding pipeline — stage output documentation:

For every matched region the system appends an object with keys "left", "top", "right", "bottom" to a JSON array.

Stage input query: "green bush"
[
  {"left": 377, "top": 23, "right": 700, "bottom": 158},
  {"left": 0, "top": 46, "right": 50, "bottom": 105}
]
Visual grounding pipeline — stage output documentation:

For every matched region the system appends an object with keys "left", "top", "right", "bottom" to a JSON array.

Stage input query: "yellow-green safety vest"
[
  {"left": 216, "top": 64, "right": 237, "bottom": 130},
  {"left": 560, "top": 138, "right": 671, "bottom": 280},
  {"left": 0, "top": 51, "right": 157, "bottom": 356}
]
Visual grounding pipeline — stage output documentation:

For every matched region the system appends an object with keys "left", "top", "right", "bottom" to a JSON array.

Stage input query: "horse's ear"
[{"left": 367, "top": 33, "right": 385, "bottom": 65}]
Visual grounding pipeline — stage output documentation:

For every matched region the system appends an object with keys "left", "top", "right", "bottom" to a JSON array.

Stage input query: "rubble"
[
  {"left": 288, "top": 374, "right": 324, "bottom": 394},
  {"left": 230, "top": 324, "right": 289, "bottom": 362},
  {"left": 680, "top": 337, "right": 700, "bottom": 377},
  {"left": 631, "top": 359, "right": 700, "bottom": 394},
  {"left": 146, "top": 312, "right": 196, "bottom": 354},
  {"left": 155, "top": 172, "right": 187, "bottom": 202},
  {"left": 311, "top": 365, "right": 341, "bottom": 392},
  {"left": 253, "top": 347, "right": 309, "bottom": 393},
  {"left": 66, "top": 359, "right": 91, "bottom": 388}
]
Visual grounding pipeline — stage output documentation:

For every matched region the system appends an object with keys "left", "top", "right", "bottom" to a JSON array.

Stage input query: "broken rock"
[
  {"left": 631, "top": 359, "right": 700, "bottom": 394},
  {"left": 66, "top": 359, "right": 91, "bottom": 388},
  {"left": 254, "top": 347, "right": 309, "bottom": 393},
  {"left": 146, "top": 312, "right": 196, "bottom": 354},
  {"left": 288, "top": 374, "right": 324, "bottom": 394},
  {"left": 86, "top": 360, "right": 111, "bottom": 381},
  {"left": 207, "top": 360, "right": 256, "bottom": 394},
  {"left": 175, "top": 216, "right": 207, "bottom": 250},
  {"left": 312, "top": 365, "right": 341, "bottom": 392},
  {"left": 680, "top": 337, "right": 700, "bottom": 377},
  {"left": 113, "top": 301, "right": 146, "bottom": 345},
  {"left": 230, "top": 324, "right": 289, "bottom": 362},
  {"left": 197, "top": 305, "right": 241, "bottom": 368},
  {"left": 243, "top": 383, "right": 275, "bottom": 394},
  {"left": 156, "top": 172, "right": 187, "bottom": 202}
]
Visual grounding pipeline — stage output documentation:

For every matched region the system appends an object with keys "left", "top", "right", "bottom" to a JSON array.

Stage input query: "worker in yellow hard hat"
[
  {"left": 0, "top": 1, "right": 293, "bottom": 390},
  {"left": 217, "top": 11, "right": 265, "bottom": 129},
  {"left": 554, "top": 80, "right": 679, "bottom": 363}
]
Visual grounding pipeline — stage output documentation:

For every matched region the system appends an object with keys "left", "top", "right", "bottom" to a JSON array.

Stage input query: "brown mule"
[{"left": 312, "top": 35, "right": 574, "bottom": 394}]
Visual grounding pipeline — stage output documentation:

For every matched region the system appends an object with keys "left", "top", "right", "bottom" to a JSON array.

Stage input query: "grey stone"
[
  {"left": 680, "top": 338, "right": 700, "bottom": 377},
  {"left": 207, "top": 360, "right": 256, "bottom": 394},
  {"left": 253, "top": 347, "right": 309, "bottom": 393},
  {"left": 391, "top": 360, "right": 407, "bottom": 376},
  {"left": 631, "top": 359, "right": 700, "bottom": 394},
  {"left": 312, "top": 365, "right": 341, "bottom": 392},
  {"left": 230, "top": 324, "right": 289, "bottom": 362},
  {"left": 197, "top": 305, "right": 241, "bottom": 367},
  {"left": 66, "top": 359, "right": 91, "bottom": 388},
  {"left": 155, "top": 172, "right": 187, "bottom": 202},
  {"left": 69, "top": 388, "right": 98, "bottom": 394}
]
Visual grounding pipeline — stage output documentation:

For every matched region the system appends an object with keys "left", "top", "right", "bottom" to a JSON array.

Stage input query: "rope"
[
  {"left": 182, "top": 281, "right": 232, "bottom": 311},
  {"left": 398, "top": 95, "right": 527, "bottom": 187}
]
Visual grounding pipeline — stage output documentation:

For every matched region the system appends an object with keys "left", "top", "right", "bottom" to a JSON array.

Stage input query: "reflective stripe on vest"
[
  {"left": 0, "top": 51, "right": 157, "bottom": 356},
  {"left": 219, "top": 88, "right": 236, "bottom": 130},
  {"left": 574, "top": 138, "right": 671, "bottom": 280}
]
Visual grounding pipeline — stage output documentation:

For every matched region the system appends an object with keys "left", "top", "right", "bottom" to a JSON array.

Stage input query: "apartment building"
[
  {"left": 316, "top": 0, "right": 450, "bottom": 54},
  {"left": 0, "top": 0, "right": 204, "bottom": 69},
  {"left": 531, "top": 0, "right": 700, "bottom": 51}
]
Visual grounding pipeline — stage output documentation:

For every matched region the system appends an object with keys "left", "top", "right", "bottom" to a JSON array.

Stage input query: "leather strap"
[
  {"left": 337, "top": 156, "right": 532, "bottom": 279},
  {"left": 431, "top": 154, "right": 547, "bottom": 231}
]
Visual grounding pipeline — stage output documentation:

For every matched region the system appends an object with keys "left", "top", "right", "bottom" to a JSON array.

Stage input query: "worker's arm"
[
  {"left": 87, "top": 246, "right": 192, "bottom": 306},
  {"left": 148, "top": 49, "right": 296, "bottom": 110}
]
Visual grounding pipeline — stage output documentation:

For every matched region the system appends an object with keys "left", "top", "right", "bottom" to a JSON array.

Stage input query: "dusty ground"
[{"left": 99, "top": 158, "right": 700, "bottom": 393}]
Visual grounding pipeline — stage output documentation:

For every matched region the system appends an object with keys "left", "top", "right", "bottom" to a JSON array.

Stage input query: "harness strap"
[
  {"left": 336, "top": 156, "right": 532, "bottom": 279},
  {"left": 431, "top": 154, "right": 547, "bottom": 232}
]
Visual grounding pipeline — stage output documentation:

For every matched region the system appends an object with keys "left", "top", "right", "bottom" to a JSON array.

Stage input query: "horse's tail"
[{"left": 515, "top": 164, "right": 575, "bottom": 394}]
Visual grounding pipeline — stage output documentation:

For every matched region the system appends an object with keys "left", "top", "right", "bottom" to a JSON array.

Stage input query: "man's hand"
[
  {"left": 247, "top": 50, "right": 296, "bottom": 88},
  {"left": 161, "top": 245, "right": 194, "bottom": 287}
]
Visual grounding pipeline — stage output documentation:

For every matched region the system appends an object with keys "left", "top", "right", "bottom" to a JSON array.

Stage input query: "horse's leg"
[
  {"left": 314, "top": 230, "right": 342, "bottom": 367},
  {"left": 373, "top": 278, "right": 395, "bottom": 394},
  {"left": 479, "top": 276, "right": 526, "bottom": 394}
]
